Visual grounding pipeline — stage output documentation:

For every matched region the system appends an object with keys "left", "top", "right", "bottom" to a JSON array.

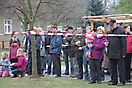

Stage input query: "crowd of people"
[{"left": 0, "top": 20, "right": 132, "bottom": 86}]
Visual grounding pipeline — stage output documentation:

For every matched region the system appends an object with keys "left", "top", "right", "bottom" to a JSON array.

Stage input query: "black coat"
[{"left": 107, "top": 27, "right": 126, "bottom": 59}]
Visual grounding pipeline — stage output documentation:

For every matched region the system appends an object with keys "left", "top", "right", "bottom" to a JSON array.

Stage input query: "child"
[
  {"left": 10, "top": 48, "right": 26, "bottom": 78},
  {"left": 82, "top": 43, "right": 90, "bottom": 81},
  {"left": 0, "top": 52, "right": 10, "bottom": 77},
  {"left": 8, "top": 40, "right": 20, "bottom": 70},
  {"left": 85, "top": 26, "right": 94, "bottom": 58}
]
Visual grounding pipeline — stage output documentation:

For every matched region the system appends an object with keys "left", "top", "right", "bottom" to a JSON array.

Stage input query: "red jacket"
[
  {"left": 126, "top": 36, "right": 132, "bottom": 53},
  {"left": 14, "top": 56, "right": 26, "bottom": 72}
]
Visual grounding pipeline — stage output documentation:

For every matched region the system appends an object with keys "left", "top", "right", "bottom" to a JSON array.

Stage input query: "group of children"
[{"left": 0, "top": 40, "right": 26, "bottom": 78}]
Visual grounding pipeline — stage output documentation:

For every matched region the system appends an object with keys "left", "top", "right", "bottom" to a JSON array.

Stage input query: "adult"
[
  {"left": 9, "top": 33, "right": 20, "bottom": 47},
  {"left": 49, "top": 26, "right": 62, "bottom": 77},
  {"left": 123, "top": 24, "right": 132, "bottom": 83},
  {"left": 38, "top": 27, "right": 45, "bottom": 74},
  {"left": 45, "top": 25, "right": 55, "bottom": 75},
  {"left": 63, "top": 26, "right": 74, "bottom": 75},
  {"left": 88, "top": 27, "right": 106, "bottom": 84},
  {"left": 24, "top": 29, "right": 32, "bottom": 75},
  {"left": 62, "top": 25, "right": 70, "bottom": 75},
  {"left": 34, "top": 27, "right": 43, "bottom": 76},
  {"left": 107, "top": 20, "right": 126, "bottom": 86},
  {"left": 71, "top": 26, "right": 85, "bottom": 79}
]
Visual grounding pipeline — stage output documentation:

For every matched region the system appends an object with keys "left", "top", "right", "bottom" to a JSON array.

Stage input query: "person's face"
[
  {"left": 34, "top": 28, "right": 38, "bottom": 32},
  {"left": 68, "top": 29, "right": 73, "bottom": 33},
  {"left": 2, "top": 53, "right": 6, "bottom": 58},
  {"left": 64, "top": 27, "right": 67, "bottom": 31},
  {"left": 77, "top": 27, "right": 83, "bottom": 34},
  {"left": 51, "top": 28, "right": 57, "bottom": 33},
  {"left": 13, "top": 34, "right": 16, "bottom": 38},
  {"left": 13, "top": 43, "right": 18, "bottom": 46},
  {"left": 97, "top": 29, "right": 103, "bottom": 34},
  {"left": 110, "top": 23, "right": 117, "bottom": 30},
  {"left": 47, "top": 26, "right": 52, "bottom": 32},
  {"left": 124, "top": 26, "right": 130, "bottom": 33},
  {"left": 86, "top": 29, "right": 91, "bottom": 32}
]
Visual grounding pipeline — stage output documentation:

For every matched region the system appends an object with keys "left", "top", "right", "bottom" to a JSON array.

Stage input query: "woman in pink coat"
[
  {"left": 123, "top": 24, "right": 132, "bottom": 83},
  {"left": 11, "top": 48, "right": 26, "bottom": 78}
]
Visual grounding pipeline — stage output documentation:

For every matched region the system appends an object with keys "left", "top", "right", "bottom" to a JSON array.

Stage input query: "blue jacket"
[
  {"left": 24, "top": 34, "right": 32, "bottom": 53},
  {"left": 24, "top": 34, "right": 42, "bottom": 53},
  {"left": 35, "top": 35, "right": 42, "bottom": 50},
  {"left": 49, "top": 35, "right": 62, "bottom": 54},
  {"left": 82, "top": 46, "right": 89, "bottom": 59},
  {"left": 0, "top": 58, "right": 10, "bottom": 71}
]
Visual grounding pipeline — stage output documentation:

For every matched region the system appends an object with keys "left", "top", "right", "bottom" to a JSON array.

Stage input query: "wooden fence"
[{"left": 0, "top": 41, "right": 9, "bottom": 49}]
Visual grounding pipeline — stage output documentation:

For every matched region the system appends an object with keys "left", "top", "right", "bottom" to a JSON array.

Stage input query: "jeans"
[
  {"left": 83, "top": 56, "right": 89, "bottom": 80},
  {"left": 45, "top": 48, "right": 55, "bottom": 75},
  {"left": 52, "top": 53, "right": 61, "bottom": 76},
  {"left": 76, "top": 52, "right": 83, "bottom": 78},
  {"left": 27, "top": 53, "right": 32, "bottom": 74},
  {"left": 41, "top": 56, "right": 46, "bottom": 71},
  {"left": 63, "top": 48, "right": 69, "bottom": 74},
  {"left": 36, "top": 50, "right": 41, "bottom": 74},
  {"left": 12, "top": 68, "right": 23, "bottom": 76},
  {"left": 63, "top": 48, "right": 74, "bottom": 74}
]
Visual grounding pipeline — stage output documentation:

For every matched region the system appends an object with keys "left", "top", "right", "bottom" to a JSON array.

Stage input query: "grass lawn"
[{"left": 0, "top": 77, "right": 132, "bottom": 88}]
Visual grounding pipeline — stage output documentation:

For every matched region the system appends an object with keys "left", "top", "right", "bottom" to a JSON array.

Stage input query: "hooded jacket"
[
  {"left": 14, "top": 56, "right": 26, "bottom": 72},
  {"left": 8, "top": 44, "right": 20, "bottom": 61}
]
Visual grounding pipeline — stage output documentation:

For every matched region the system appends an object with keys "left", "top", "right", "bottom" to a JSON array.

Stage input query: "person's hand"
[
  {"left": 65, "top": 42, "right": 69, "bottom": 45},
  {"left": 0, "top": 64, "right": 4, "bottom": 66},
  {"left": 104, "top": 41, "right": 109, "bottom": 46},
  {"left": 78, "top": 47, "right": 82, "bottom": 50},
  {"left": 75, "top": 41, "right": 79, "bottom": 45},
  {"left": 122, "top": 56, "right": 125, "bottom": 58},
  {"left": 10, "top": 63, "right": 15, "bottom": 66},
  {"left": 26, "top": 52, "right": 28, "bottom": 56}
]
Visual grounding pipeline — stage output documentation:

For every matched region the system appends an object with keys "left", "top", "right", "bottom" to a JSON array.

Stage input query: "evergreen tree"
[
  {"left": 86, "top": 0, "right": 107, "bottom": 28},
  {"left": 113, "top": 0, "right": 132, "bottom": 14}
]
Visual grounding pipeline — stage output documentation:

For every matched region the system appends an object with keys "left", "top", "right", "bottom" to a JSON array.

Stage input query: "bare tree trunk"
[
  {"left": 29, "top": 22, "right": 39, "bottom": 79},
  {"left": 24, "top": 17, "right": 28, "bottom": 31}
]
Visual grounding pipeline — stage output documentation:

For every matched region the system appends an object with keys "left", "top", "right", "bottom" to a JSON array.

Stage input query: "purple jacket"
[
  {"left": 91, "top": 36, "right": 106, "bottom": 59},
  {"left": 14, "top": 56, "right": 26, "bottom": 72},
  {"left": 8, "top": 45, "right": 20, "bottom": 61}
]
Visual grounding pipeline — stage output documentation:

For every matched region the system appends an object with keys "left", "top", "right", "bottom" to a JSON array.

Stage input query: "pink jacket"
[
  {"left": 8, "top": 45, "right": 20, "bottom": 61},
  {"left": 126, "top": 36, "right": 132, "bottom": 53},
  {"left": 85, "top": 32, "right": 94, "bottom": 43},
  {"left": 14, "top": 56, "right": 26, "bottom": 72}
]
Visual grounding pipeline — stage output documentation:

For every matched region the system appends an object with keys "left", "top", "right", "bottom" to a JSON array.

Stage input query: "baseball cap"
[{"left": 109, "top": 20, "right": 116, "bottom": 26}]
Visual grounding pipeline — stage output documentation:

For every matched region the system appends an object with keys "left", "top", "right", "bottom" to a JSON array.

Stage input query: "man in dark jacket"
[
  {"left": 71, "top": 26, "right": 85, "bottom": 79},
  {"left": 45, "top": 25, "right": 55, "bottom": 75},
  {"left": 107, "top": 20, "right": 126, "bottom": 86},
  {"left": 24, "top": 28, "right": 43, "bottom": 76},
  {"left": 24, "top": 30, "right": 32, "bottom": 75},
  {"left": 49, "top": 26, "right": 62, "bottom": 77}
]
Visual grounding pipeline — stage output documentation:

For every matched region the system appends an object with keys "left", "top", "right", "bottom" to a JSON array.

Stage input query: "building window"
[{"left": 4, "top": 20, "right": 12, "bottom": 33}]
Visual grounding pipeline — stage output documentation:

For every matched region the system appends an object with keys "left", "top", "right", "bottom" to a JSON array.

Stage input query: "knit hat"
[{"left": 17, "top": 48, "right": 24, "bottom": 56}]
